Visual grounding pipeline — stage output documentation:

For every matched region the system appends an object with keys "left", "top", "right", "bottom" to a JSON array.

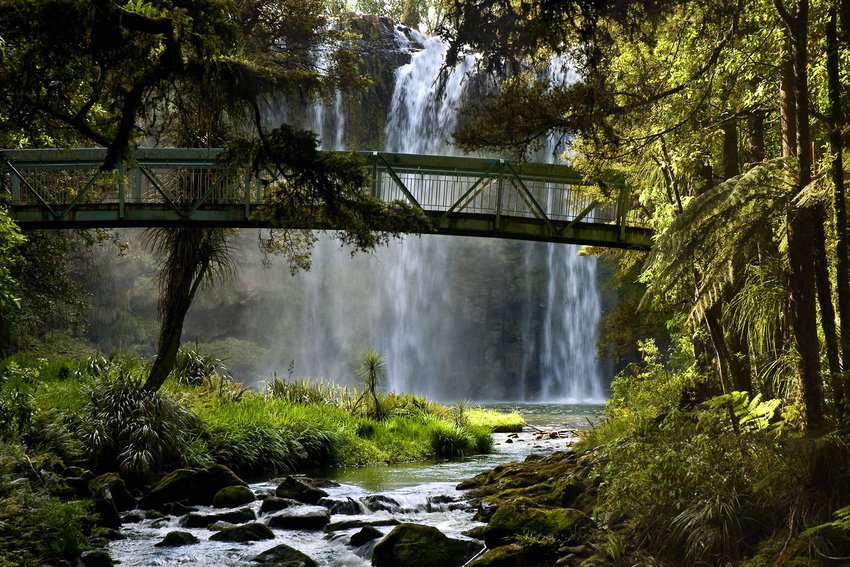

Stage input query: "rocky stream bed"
[{"left": 66, "top": 425, "right": 604, "bottom": 567}]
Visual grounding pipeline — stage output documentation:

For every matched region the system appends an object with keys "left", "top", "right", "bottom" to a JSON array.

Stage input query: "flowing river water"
[{"left": 108, "top": 404, "right": 604, "bottom": 566}]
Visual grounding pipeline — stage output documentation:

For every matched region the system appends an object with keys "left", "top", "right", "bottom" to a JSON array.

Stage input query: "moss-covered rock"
[
  {"left": 372, "top": 523, "right": 483, "bottom": 567},
  {"left": 482, "top": 498, "right": 592, "bottom": 549},
  {"left": 138, "top": 464, "right": 246, "bottom": 509},
  {"left": 467, "top": 544, "right": 528, "bottom": 567},
  {"left": 89, "top": 473, "right": 136, "bottom": 512},
  {"left": 212, "top": 485, "right": 255, "bottom": 508}
]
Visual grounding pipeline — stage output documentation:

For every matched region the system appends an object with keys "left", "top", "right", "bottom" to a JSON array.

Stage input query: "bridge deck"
[{"left": 1, "top": 148, "right": 652, "bottom": 249}]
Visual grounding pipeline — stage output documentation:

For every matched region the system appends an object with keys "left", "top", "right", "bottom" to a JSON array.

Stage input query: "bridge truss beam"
[{"left": 2, "top": 148, "right": 652, "bottom": 250}]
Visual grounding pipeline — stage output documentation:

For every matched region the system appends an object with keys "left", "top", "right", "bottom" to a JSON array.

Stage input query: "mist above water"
[{"left": 253, "top": 24, "right": 604, "bottom": 402}]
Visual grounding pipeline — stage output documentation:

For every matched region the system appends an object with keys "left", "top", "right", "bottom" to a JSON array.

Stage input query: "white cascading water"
[{"left": 289, "top": 24, "right": 603, "bottom": 401}]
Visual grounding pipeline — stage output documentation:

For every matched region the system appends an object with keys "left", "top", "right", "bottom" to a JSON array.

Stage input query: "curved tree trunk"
[{"left": 144, "top": 227, "right": 228, "bottom": 393}]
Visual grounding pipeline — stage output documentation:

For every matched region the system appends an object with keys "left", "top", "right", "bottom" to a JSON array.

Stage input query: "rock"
[
  {"left": 154, "top": 531, "right": 200, "bottom": 547},
  {"left": 350, "top": 525, "right": 383, "bottom": 547},
  {"left": 92, "top": 527, "right": 125, "bottom": 541},
  {"left": 92, "top": 485, "right": 121, "bottom": 530},
  {"left": 466, "top": 544, "right": 528, "bottom": 567},
  {"left": 476, "top": 500, "right": 498, "bottom": 522},
  {"left": 65, "top": 476, "right": 92, "bottom": 498},
  {"left": 145, "top": 509, "right": 164, "bottom": 520},
  {"left": 167, "top": 502, "right": 199, "bottom": 516},
  {"left": 121, "top": 512, "right": 143, "bottom": 523},
  {"left": 326, "top": 518, "right": 400, "bottom": 532},
  {"left": 275, "top": 476, "right": 329, "bottom": 504},
  {"left": 462, "top": 525, "right": 487, "bottom": 540},
  {"left": 89, "top": 473, "right": 136, "bottom": 512},
  {"left": 138, "top": 464, "right": 247, "bottom": 509},
  {"left": 372, "top": 523, "right": 483, "bottom": 567},
  {"left": 208, "top": 520, "right": 237, "bottom": 532},
  {"left": 260, "top": 496, "right": 293, "bottom": 513},
  {"left": 213, "top": 485, "right": 256, "bottom": 508},
  {"left": 267, "top": 506, "right": 330, "bottom": 530},
  {"left": 482, "top": 498, "right": 591, "bottom": 549},
  {"left": 363, "top": 494, "right": 400, "bottom": 512},
  {"left": 253, "top": 543, "right": 318, "bottom": 566},
  {"left": 320, "top": 496, "right": 365, "bottom": 515},
  {"left": 209, "top": 522, "right": 274, "bottom": 542},
  {"left": 183, "top": 507, "right": 256, "bottom": 528},
  {"left": 77, "top": 549, "right": 114, "bottom": 567}
]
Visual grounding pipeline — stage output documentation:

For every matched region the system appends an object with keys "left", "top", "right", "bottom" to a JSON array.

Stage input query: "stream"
[{"left": 108, "top": 404, "right": 604, "bottom": 567}]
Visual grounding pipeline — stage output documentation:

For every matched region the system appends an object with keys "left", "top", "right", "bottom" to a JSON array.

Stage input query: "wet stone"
[
  {"left": 260, "top": 496, "right": 293, "bottom": 514},
  {"left": 267, "top": 506, "right": 330, "bottom": 530},
  {"left": 183, "top": 507, "right": 256, "bottom": 528},
  {"left": 209, "top": 522, "right": 274, "bottom": 542},
  {"left": 155, "top": 531, "right": 200, "bottom": 547}
]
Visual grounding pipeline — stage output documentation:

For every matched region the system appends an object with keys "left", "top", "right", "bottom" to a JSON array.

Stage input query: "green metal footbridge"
[{"left": 2, "top": 148, "right": 652, "bottom": 249}]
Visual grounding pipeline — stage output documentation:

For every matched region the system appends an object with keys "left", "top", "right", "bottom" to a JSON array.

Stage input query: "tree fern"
[{"left": 641, "top": 158, "right": 794, "bottom": 325}]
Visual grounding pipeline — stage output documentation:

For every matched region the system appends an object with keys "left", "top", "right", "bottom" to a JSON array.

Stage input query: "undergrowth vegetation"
[
  {"left": 0, "top": 348, "right": 509, "bottom": 565},
  {"left": 574, "top": 341, "right": 850, "bottom": 567}
]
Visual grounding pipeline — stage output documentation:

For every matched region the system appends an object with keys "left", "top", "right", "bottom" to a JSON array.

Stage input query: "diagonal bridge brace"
[
  {"left": 1, "top": 153, "right": 61, "bottom": 219},
  {"left": 374, "top": 154, "right": 423, "bottom": 210}
]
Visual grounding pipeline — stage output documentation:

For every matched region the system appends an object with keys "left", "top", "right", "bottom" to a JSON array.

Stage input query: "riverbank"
[{"left": 0, "top": 352, "right": 524, "bottom": 566}]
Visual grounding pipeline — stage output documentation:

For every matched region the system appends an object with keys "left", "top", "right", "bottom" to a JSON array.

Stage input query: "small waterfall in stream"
[{"left": 276, "top": 23, "right": 603, "bottom": 402}]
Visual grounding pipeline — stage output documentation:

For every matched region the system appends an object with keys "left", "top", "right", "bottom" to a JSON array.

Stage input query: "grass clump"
[{"left": 467, "top": 407, "right": 525, "bottom": 432}]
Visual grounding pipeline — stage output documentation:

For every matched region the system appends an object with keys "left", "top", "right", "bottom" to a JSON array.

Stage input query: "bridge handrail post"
[
  {"left": 244, "top": 170, "right": 252, "bottom": 218},
  {"left": 370, "top": 152, "right": 378, "bottom": 198},
  {"left": 616, "top": 184, "right": 628, "bottom": 240},
  {"left": 11, "top": 171, "right": 20, "bottom": 204},
  {"left": 118, "top": 163, "right": 125, "bottom": 219},
  {"left": 495, "top": 159, "right": 504, "bottom": 230}
]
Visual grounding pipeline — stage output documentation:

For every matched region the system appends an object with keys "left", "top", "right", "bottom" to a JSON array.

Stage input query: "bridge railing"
[{"left": 1, "top": 148, "right": 649, "bottom": 234}]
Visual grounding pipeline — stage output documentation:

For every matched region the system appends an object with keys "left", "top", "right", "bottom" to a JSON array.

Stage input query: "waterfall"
[{"left": 279, "top": 24, "right": 604, "bottom": 402}]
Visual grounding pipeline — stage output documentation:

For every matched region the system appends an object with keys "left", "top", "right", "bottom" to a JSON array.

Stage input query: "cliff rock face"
[{"left": 343, "top": 14, "right": 424, "bottom": 150}]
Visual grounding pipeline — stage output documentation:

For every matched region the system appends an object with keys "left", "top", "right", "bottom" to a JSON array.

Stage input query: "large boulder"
[
  {"left": 372, "top": 523, "right": 483, "bottom": 567},
  {"left": 139, "top": 464, "right": 247, "bottom": 509},
  {"left": 482, "top": 498, "right": 591, "bottom": 549},
  {"left": 275, "top": 476, "right": 329, "bottom": 504},
  {"left": 89, "top": 473, "right": 136, "bottom": 512},
  {"left": 267, "top": 506, "right": 331, "bottom": 530},
  {"left": 209, "top": 522, "right": 274, "bottom": 542},
  {"left": 213, "top": 485, "right": 256, "bottom": 508},
  {"left": 253, "top": 543, "right": 318, "bottom": 566}
]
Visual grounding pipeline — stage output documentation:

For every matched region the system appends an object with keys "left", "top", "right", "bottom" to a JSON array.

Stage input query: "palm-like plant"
[
  {"left": 356, "top": 349, "right": 387, "bottom": 421},
  {"left": 143, "top": 227, "right": 238, "bottom": 392}
]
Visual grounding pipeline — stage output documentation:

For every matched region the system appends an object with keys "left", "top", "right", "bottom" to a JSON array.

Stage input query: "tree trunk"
[
  {"left": 828, "top": 7, "right": 850, "bottom": 419},
  {"left": 721, "top": 120, "right": 753, "bottom": 393},
  {"left": 144, "top": 229, "right": 217, "bottom": 393},
  {"left": 782, "top": 4, "right": 823, "bottom": 428}
]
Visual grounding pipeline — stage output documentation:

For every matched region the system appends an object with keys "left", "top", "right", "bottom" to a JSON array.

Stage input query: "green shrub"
[
  {"left": 77, "top": 374, "right": 199, "bottom": 485},
  {"left": 427, "top": 417, "right": 476, "bottom": 458}
]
